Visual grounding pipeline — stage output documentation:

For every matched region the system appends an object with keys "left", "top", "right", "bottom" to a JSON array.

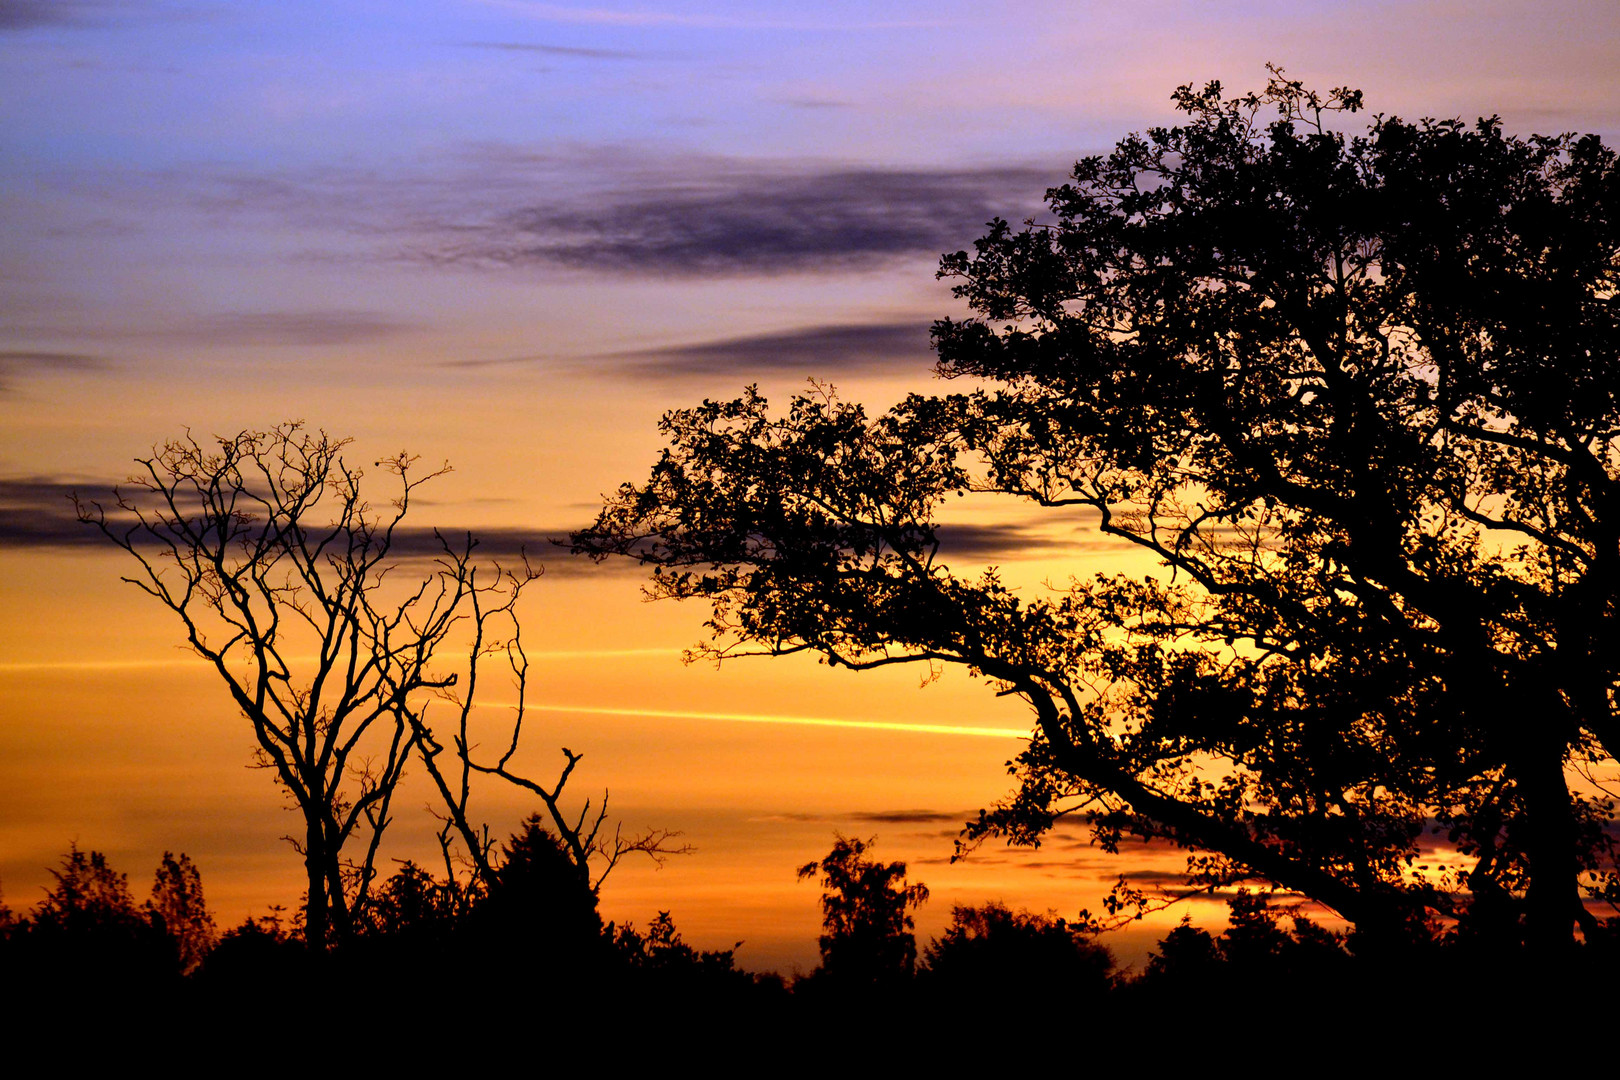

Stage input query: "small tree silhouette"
[
  {"left": 146, "top": 851, "right": 216, "bottom": 974},
  {"left": 797, "top": 835, "right": 928, "bottom": 990}
]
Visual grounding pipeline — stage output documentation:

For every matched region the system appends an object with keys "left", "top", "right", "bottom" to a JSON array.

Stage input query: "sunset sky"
[{"left": 4, "top": 0, "right": 1619, "bottom": 972}]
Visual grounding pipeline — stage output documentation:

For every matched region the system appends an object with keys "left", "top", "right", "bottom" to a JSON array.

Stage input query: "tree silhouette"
[
  {"left": 921, "top": 902, "right": 1111, "bottom": 1006},
  {"left": 4, "top": 846, "right": 214, "bottom": 989},
  {"left": 78, "top": 423, "right": 674, "bottom": 947},
  {"left": 472, "top": 815, "right": 606, "bottom": 963},
  {"left": 612, "top": 909, "right": 756, "bottom": 1002},
  {"left": 33, "top": 846, "right": 141, "bottom": 932},
  {"left": 575, "top": 71, "right": 1620, "bottom": 959},
  {"left": 147, "top": 851, "right": 216, "bottom": 974},
  {"left": 796, "top": 835, "right": 928, "bottom": 990}
]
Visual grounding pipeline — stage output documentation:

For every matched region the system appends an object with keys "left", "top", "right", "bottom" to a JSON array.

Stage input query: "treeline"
[{"left": 4, "top": 827, "right": 1611, "bottom": 1032}]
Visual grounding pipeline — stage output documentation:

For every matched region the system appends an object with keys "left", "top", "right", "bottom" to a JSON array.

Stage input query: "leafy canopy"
[
  {"left": 577, "top": 71, "right": 1620, "bottom": 952},
  {"left": 797, "top": 835, "right": 929, "bottom": 986}
]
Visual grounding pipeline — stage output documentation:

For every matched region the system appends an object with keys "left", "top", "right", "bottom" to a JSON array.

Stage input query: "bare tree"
[
  {"left": 416, "top": 609, "right": 692, "bottom": 895},
  {"left": 78, "top": 422, "right": 676, "bottom": 947}
]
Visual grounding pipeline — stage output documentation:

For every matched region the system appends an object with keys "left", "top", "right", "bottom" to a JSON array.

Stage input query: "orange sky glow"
[{"left": 4, "top": 0, "right": 1618, "bottom": 972}]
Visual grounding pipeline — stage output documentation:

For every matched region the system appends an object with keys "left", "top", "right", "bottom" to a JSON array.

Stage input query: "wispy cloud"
[
  {"left": 0, "top": 350, "right": 109, "bottom": 393},
  {"left": 0, "top": 476, "right": 634, "bottom": 576},
  {"left": 850, "top": 809, "right": 963, "bottom": 825},
  {"left": 7, "top": 473, "right": 1101, "bottom": 568},
  {"left": 0, "top": 477, "right": 105, "bottom": 548},
  {"left": 782, "top": 97, "right": 856, "bottom": 110},
  {"left": 0, "top": 646, "right": 682, "bottom": 673},
  {"left": 934, "top": 521, "right": 1126, "bottom": 561},
  {"left": 602, "top": 320, "right": 934, "bottom": 377},
  {"left": 0, "top": 0, "right": 122, "bottom": 31},
  {"left": 458, "top": 40, "right": 649, "bottom": 60},
  {"left": 752, "top": 808, "right": 977, "bottom": 825},
  {"left": 157, "top": 311, "right": 413, "bottom": 348},
  {"left": 377, "top": 526, "right": 647, "bottom": 576},
  {"left": 4, "top": 311, "right": 414, "bottom": 352},
  {"left": 0, "top": 0, "right": 203, "bottom": 33}
]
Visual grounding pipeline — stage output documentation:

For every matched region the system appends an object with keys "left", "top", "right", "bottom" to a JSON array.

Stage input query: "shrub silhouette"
[{"left": 921, "top": 902, "right": 1112, "bottom": 1007}]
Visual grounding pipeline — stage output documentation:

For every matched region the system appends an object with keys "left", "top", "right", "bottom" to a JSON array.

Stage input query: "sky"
[{"left": 3, "top": 0, "right": 1618, "bottom": 972}]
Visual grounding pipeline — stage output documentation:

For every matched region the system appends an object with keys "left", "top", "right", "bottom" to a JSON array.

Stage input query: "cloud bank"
[
  {"left": 426, "top": 162, "right": 1051, "bottom": 275},
  {"left": 146, "top": 149, "right": 1055, "bottom": 279}
]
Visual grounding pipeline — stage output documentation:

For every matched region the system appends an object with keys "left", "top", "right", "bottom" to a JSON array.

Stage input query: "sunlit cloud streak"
[
  {"left": 0, "top": 646, "right": 679, "bottom": 673},
  {"left": 515, "top": 701, "right": 1028, "bottom": 739}
]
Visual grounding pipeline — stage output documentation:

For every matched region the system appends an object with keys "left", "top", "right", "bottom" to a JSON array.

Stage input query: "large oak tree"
[{"left": 576, "top": 72, "right": 1620, "bottom": 956}]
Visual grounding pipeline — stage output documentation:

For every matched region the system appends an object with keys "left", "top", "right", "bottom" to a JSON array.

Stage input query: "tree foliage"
[
  {"left": 796, "top": 835, "right": 929, "bottom": 989},
  {"left": 921, "top": 902, "right": 1112, "bottom": 1005},
  {"left": 576, "top": 71, "right": 1620, "bottom": 956},
  {"left": 3, "top": 846, "right": 217, "bottom": 986},
  {"left": 147, "top": 851, "right": 217, "bottom": 973}
]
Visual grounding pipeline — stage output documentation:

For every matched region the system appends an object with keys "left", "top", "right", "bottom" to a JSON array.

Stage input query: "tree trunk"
[
  {"left": 1516, "top": 742, "right": 1579, "bottom": 964},
  {"left": 304, "top": 817, "right": 329, "bottom": 950}
]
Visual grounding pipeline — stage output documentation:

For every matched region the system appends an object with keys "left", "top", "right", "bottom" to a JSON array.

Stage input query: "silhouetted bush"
[
  {"left": 3, "top": 846, "right": 192, "bottom": 996},
  {"left": 920, "top": 903, "right": 1113, "bottom": 1009}
]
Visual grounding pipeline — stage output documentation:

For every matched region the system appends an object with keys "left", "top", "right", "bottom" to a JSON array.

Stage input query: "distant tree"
[
  {"left": 11, "top": 846, "right": 177, "bottom": 985},
  {"left": 79, "top": 423, "right": 676, "bottom": 948},
  {"left": 1216, "top": 890, "right": 1316, "bottom": 974},
  {"left": 1134, "top": 893, "right": 1354, "bottom": 1010},
  {"left": 146, "top": 851, "right": 216, "bottom": 974},
  {"left": 32, "top": 845, "right": 145, "bottom": 934},
  {"left": 355, "top": 860, "right": 464, "bottom": 941},
  {"left": 575, "top": 70, "right": 1620, "bottom": 959},
  {"left": 921, "top": 902, "right": 1112, "bottom": 1005},
  {"left": 614, "top": 911, "right": 747, "bottom": 985},
  {"left": 1142, "top": 916, "right": 1224, "bottom": 985},
  {"left": 472, "top": 814, "right": 606, "bottom": 966},
  {"left": 796, "top": 835, "right": 929, "bottom": 990}
]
